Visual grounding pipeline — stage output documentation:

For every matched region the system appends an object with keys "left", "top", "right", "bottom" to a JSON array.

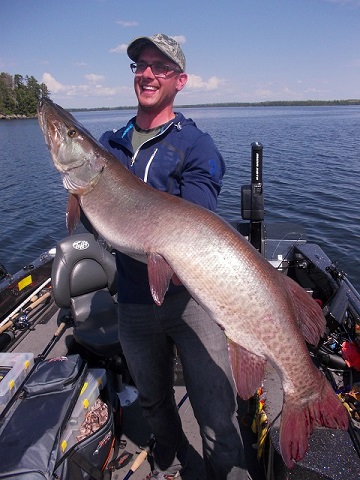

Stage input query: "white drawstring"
[{"left": 144, "top": 148, "right": 158, "bottom": 183}]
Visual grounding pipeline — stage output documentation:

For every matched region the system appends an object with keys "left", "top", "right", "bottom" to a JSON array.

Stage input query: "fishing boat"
[{"left": 0, "top": 143, "right": 359, "bottom": 480}]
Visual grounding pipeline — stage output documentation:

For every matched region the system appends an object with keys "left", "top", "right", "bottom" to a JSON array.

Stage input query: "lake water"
[{"left": 1, "top": 105, "right": 360, "bottom": 290}]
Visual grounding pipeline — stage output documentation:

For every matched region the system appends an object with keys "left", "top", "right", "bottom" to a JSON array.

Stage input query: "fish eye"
[{"left": 68, "top": 129, "right": 77, "bottom": 138}]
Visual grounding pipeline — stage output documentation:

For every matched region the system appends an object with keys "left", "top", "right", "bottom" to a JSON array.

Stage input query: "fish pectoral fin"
[
  {"left": 66, "top": 193, "right": 80, "bottom": 233},
  {"left": 171, "top": 273, "right": 182, "bottom": 286},
  {"left": 227, "top": 338, "right": 266, "bottom": 400},
  {"left": 147, "top": 252, "right": 174, "bottom": 306}
]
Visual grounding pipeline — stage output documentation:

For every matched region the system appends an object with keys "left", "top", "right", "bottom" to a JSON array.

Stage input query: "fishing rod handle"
[
  {"left": 0, "top": 320, "right": 13, "bottom": 335},
  {"left": 27, "top": 291, "right": 51, "bottom": 310},
  {"left": 129, "top": 449, "right": 148, "bottom": 473}
]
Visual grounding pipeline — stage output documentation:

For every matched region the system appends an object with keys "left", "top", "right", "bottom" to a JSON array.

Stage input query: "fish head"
[{"left": 38, "top": 98, "right": 106, "bottom": 195}]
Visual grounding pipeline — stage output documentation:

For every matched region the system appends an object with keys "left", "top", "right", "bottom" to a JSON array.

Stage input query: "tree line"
[
  {"left": 0, "top": 72, "right": 50, "bottom": 118},
  {"left": 178, "top": 99, "right": 360, "bottom": 108}
]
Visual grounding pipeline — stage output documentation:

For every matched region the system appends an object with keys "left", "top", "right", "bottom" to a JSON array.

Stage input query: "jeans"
[{"left": 118, "top": 291, "right": 248, "bottom": 479}]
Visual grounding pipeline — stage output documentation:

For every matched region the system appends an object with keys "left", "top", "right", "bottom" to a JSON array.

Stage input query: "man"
[{"left": 99, "top": 34, "right": 248, "bottom": 480}]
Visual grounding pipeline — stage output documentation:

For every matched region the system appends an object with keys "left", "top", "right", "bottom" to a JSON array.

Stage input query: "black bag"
[{"left": 0, "top": 355, "right": 121, "bottom": 480}]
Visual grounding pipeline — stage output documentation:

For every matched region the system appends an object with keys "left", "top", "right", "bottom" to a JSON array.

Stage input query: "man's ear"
[{"left": 176, "top": 73, "right": 188, "bottom": 92}]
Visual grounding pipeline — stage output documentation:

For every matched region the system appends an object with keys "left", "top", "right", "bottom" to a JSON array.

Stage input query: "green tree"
[
  {"left": 0, "top": 73, "right": 16, "bottom": 115},
  {"left": 0, "top": 72, "right": 50, "bottom": 117},
  {"left": 39, "top": 82, "right": 50, "bottom": 99}
]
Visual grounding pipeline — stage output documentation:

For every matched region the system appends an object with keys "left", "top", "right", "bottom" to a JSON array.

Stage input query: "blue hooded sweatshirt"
[{"left": 99, "top": 112, "right": 226, "bottom": 304}]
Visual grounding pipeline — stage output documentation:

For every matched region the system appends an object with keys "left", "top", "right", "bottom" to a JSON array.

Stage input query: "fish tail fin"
[
  {"left": 279, "top": 372, "right": 349, "bottom": 468},
  {"left": 281, "top": 274, "right": 326, "bottom": 345}
]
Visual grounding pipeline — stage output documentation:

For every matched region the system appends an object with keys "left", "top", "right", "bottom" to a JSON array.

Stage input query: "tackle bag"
[{"left": 0, "top": 354, "right": 121, "bottom": 480}]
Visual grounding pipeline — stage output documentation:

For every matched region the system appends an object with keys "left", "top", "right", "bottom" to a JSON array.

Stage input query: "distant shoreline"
[
  {"left": 68, "top": 99, "right": 360, "bottom": 112},
  {"left": 1, "top": 99, "right": 359, "bottom": 119},
  {"left": 0, "top": 113, "right": 37, "bottom": 120}
]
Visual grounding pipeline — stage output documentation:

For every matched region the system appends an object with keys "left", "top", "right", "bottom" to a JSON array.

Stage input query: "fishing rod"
[
  {"left": 0, "top": 289, "right": 53, "bottom": 352},
  {"left": 38, "top": 315, "right": 72, "bottom": 360},
  {"left": 0, "top": 290, "right": 51, "bottom": 335},
  {"left": 122, "top": 392, "right": 189, "bottom": 480},
  {"left": 0, "top": 277, "right": 51, "bottom": 329}
]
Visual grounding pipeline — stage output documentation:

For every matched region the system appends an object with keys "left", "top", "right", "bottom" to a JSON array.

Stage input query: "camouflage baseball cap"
[{"left": 127, "top": 34, "right": 186, "bottom": 72}]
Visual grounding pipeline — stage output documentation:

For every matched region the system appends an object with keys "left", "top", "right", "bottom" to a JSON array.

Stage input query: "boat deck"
[
  {"left": 7, "top": 293, "right": 360, "bottom": 479},
  {"left": 9, "top": 299, "right": 266, "bottom": 480}
]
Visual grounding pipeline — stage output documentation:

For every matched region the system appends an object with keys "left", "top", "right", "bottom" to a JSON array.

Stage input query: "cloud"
[
  {"left": 41, "top": 72, "right": 123, "bottom": 98},
  {"left": 85, "top": 73, "right": 105, "bottom": 83},
  {"left": 186, "top": 74, "right": 225, "bottom": 91},
  {"left": 42, "top": 73, "right": 66, "bottom": 93},
  {"left": 250, "top": 83, "right": 332, "bottom": 100},
  {"left": 304, "top": 87, "right": 331, "bottom": 95},
  {"left": 171, "top": 35, "right": 186, "bottom": 45},
  {"left": 116, "top": 20, "right": 139, "bottom": 27},
  {"left": 254, "top": 88, "right": 274, "bottom": 98},
  {"left": 109, "top": 44, "right": 128, "bottom": 54}
]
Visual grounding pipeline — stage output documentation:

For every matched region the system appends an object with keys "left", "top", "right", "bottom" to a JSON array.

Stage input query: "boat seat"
[
  {"left": 52, "top": 233, "right": 138, "bottom": 406},
  {"left": 51, "top": 233, "right": 120, "bottom": 357}
]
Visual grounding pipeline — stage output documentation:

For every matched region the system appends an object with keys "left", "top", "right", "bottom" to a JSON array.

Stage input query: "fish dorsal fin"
[
  {"left": 66, "top": 193, "right": 80, "bottom": 233},
  {"left": 227, "top": 338, "right": 266, "bottom": 400},
  {"left": 281, "top": 274, "right": 326, "bottom": 345},
  {"left": 147, "top": 252, "right": 174, "bottom": 306}
]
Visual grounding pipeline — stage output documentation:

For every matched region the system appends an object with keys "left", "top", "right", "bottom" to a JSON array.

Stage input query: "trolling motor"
[
  {"left": 0, "top": 264, "right": 10, "bottom": 281},
  {"left": 241, "top": 142, "right": 265, "bottom": 253}
]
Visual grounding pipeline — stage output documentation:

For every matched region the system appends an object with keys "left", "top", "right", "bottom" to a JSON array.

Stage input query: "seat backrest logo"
[{"left": 73, "top": 240, "right": 90, "bottom": 250}]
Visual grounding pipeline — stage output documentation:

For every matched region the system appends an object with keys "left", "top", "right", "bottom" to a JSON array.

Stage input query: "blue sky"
[{"left": 1, "top": 0, "right": 360, "bottom": 109}]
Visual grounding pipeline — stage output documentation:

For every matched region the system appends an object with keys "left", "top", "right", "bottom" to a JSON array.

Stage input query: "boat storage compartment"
[
  {"left": 0, "top": 352, "right": 34, "bottom": 413},
  {"left": 59, "top": 368, "right": 107, "bottom": 454}
]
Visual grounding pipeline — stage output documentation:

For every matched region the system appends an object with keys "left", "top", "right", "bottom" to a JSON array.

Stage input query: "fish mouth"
[
  {"left": 38, "top": 98, "right": 106, "bottom": 196},
  {"left": 54, "top": 157, "right": 85, "bottom": 173},
  {"left": 37, "top": 103, "right": 52, "bottom": 148},
  {"left": 38, "top": 100, "right": 65, "bottom": 153},
  {"left": 38, "top": 98, "right": 86, "bottom": 172}
]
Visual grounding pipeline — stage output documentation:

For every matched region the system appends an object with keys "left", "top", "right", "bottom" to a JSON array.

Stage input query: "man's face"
[{"left": 134, "top": 46, "right": 187, "bottom": 113}]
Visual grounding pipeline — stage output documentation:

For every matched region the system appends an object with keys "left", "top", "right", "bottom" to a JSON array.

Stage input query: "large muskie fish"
[{"left": 38, "top": 98, "right": 348, "bottom": 468}]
